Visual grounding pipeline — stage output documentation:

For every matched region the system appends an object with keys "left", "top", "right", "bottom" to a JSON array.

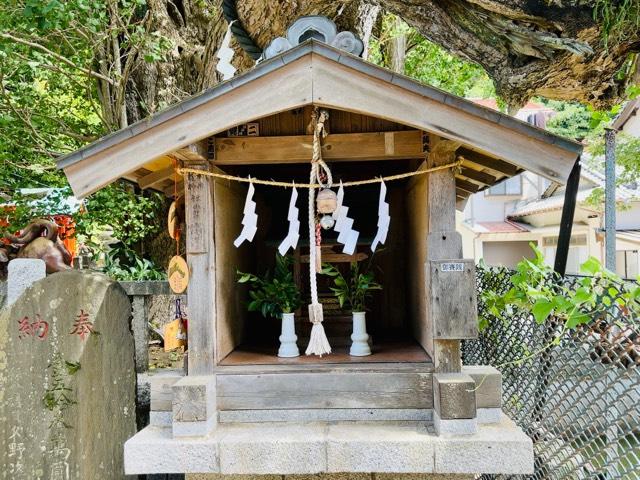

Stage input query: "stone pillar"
[{"left": 131, "top": 295, "right": 149, "bottom": 373}]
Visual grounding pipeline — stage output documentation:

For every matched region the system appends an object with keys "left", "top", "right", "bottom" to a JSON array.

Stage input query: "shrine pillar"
[
  {"left": 174, "top": 141, "right": 217, "bottom": 437},
  {"left": 425, "top": 136, "right": 479, "bottom": 435}
]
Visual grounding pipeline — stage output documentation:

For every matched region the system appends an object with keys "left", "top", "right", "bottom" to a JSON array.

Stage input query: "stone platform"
[{"left": 124, "top": 416, "right": 533, "bottom": 476}]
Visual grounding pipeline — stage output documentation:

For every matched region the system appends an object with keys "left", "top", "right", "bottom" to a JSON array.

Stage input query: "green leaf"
[
  {"left": 565, "top": 310, "right": 590, "bottom": 328},
  {"left": 580, "top": 257, "right": 602, "bottom": 276},
  {"left": 532, "top": 299, "right": 554, "bottom": 324}
]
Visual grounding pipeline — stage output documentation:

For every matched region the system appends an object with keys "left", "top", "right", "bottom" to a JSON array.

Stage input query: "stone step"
[{"left": 124, "top": 416, "right": 534, "bottom": 476}]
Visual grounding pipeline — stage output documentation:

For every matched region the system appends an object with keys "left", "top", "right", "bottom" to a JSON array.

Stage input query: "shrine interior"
[{"left": 210, "top": 107, "right": 437, "bottom": 366}]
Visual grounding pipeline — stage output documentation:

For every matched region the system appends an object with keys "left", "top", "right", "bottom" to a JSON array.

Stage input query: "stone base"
[
  {"left": 186, "top": 475, "right": 476, "bottom": 480},
  {"left": 433, "top": 412, "right": 477, "bottom": 435},
  {"left": 124, "top": 417, "right": 533, "bottom": 476}
]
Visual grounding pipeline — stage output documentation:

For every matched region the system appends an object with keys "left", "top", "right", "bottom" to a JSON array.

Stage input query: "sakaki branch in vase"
[
  {"left": 237, "top": 254, "right": 302, "bottom": 358},
  {"left": 322, "top": 260, "right": 382, "bottom": 356}
]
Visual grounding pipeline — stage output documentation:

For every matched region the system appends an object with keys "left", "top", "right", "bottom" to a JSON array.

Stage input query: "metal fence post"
[{"left": 604, "top": 128, "right": 617, "bottom": 271}]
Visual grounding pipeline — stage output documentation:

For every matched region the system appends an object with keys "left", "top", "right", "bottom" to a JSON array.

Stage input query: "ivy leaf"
[
  {"left": 580, "top": 257, "right": 601, "bottom": 276},
  {"left": 565, "top": 310, "right": 590, "bottom": 328},
  {"left": 532, "top": 299, "right": 554, "bottom": 324}
]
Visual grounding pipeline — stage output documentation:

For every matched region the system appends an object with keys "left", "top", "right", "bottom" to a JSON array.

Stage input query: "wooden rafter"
[
  {"left": 458, "top": 166, "right": 497, "bottom": 186},
  {"left": 138, "top": 166, "right": 178, "bottom": 189},
  {"left": 458, "top": 149, "right": 518, "bottom": 177},
  {"left": 455, "top": 178, "right": 481, "bottom": 194}
]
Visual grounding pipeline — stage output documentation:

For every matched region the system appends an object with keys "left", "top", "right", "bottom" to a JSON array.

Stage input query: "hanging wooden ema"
[
  {"left": 167, "top": 159, "right": 189, "bottom": 294},
  {"left": 164, "top": 298, "right": 187, "bottom": 351},
  {"left": 168, "top": 255, "right": 189, "bottom": 293}
]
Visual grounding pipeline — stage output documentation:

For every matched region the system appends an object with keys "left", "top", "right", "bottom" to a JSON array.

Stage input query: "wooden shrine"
[{"left": 56, "top": 19, "right": 582, "bottom": 477}]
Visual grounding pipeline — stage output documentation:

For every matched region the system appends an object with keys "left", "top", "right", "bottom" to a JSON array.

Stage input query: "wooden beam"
[
  {"left": 138, "top": 166, "right": 177, "bottom": 189},
  {"left": 458, "top": 149, "right": 518, "bottom": 177},
  {"left": 214, "top": 130, "right": 424, "bottom": 165},
  {"left": 456, "top": 188, "right": 471, "bottom": 200},
  {"left": 454, "top": 178, "right": 480, "bottom": 194},
  {"left": 458, "top": 167, "right": 497, "bottom": 186},
  {"left": 300, "top": 252, "right": 368, "bottom": 263}
]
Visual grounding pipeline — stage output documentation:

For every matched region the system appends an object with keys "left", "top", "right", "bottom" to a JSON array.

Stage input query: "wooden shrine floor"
[{"left": 219, "top": 339, "right": 431, "bottom": 366}]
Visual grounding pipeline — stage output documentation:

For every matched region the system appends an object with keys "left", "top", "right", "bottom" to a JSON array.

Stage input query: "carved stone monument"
[{"left": 0, "top": 270, "right": 136, "bottom": 480}]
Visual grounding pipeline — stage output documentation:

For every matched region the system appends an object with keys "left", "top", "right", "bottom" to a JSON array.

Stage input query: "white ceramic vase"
[
  {"left": 350, "top": 311, "right": 371, "bottom": 356},
  {"left": 278, "top": 312, "right": 300, "bottom": 358}
]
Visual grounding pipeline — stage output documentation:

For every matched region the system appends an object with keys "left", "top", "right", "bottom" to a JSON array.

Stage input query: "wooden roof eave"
[{"left": 56, "top": 40, "right": 582, "bottom": 199}]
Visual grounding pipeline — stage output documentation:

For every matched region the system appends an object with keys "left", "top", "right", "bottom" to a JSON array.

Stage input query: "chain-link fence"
[{"left": 464, "top": 267, "right": 640, "bottom": 480}]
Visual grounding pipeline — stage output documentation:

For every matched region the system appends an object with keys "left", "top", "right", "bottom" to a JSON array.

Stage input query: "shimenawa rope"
[
  {"left": 305, "top": 108, "right": 332, "bottom": 357},
  {"left": 177, "top": 160, "right": 461, "bottom": 188}
]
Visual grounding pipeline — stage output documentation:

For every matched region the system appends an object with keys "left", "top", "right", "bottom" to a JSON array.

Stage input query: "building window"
[
  {"left": 485, "top": 175, "right": 522, "bottom": 196},
  {"left": 542, "top": 234, "right": 587, "bottom": 248}
]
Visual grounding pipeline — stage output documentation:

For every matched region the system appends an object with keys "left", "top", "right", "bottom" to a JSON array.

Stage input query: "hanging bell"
[
  {"left": 316, "top": 188, "right": 337, "bottom": 214},
  {"left": 319, "top": 214, "right": 335, "bottom": 230}
]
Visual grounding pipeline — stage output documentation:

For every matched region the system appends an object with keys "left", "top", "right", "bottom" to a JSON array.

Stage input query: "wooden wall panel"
[
  {"left": 215, "top": 178, "right": 252, "bottom": 363},
  {"left": 217, "top": 371, "right": 433, "bottom": 410},
  {"left": 405, "top": 163, "right": 431, "bottom": 356}
]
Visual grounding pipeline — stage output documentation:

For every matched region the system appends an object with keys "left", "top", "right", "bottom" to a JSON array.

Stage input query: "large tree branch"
[{"left": 0, "top": 32, "right": 115, "bottom": 85}]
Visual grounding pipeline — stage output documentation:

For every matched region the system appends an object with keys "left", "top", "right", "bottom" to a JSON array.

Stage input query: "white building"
[{"left": 458, "top": 99, "right": 640, "bottom": 278}]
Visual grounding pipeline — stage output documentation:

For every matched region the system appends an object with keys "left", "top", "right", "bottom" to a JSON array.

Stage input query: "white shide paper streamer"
[
  {"left": 332, "top": 182, "right": 359, "bottom": 255},
  {"left": 234, "top": 182, "right": 258, "bottom": 247},
  {"left": 216, "top": 21, "right": 237, "bottom": 80},
  {"left": 278, "top": 187, "right": 300, "bottom": 255},
  {"left": 371, "top": 181, "right": 390, "bottom": 252}
]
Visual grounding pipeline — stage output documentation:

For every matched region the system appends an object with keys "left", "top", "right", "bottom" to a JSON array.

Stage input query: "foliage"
[
  {"left": 479, "top": 243, "right": 640, "bottom": 332},
  {"left": 541, "top": 99, "right": 594, "bottom": 141},
  {"left": 2, "top": 182, "right": 164, "bottom": 251},
  {"left": 0, "top": 0, "right": 172, "bottom": 195},
  {"left": 101, "top": 246, "right": 165, "bottom": 281},
  {"left": 587, "top": 131, "right": 640, "bottom": 186},
  {"left": 368, "top": 14, "right": 495, "bottom": 99},
  {"left": 237, "top": 254, "right": 301, "bottom": 318},
  {"left": 321, "top": 260, "right": 382, "bottom": 312},
  {"left": 593, "top": 0, "right": 640, "bottom": 47},
  {"left": 76, "top": 184, "right": 164, "bottom": 249}
]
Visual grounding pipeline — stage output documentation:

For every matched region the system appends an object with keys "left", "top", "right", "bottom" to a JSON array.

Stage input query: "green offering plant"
[
  {"left": 322, "top": 260, "right": 382, "bottom": 312},
  {"left": 237, "top": 254, "right": 301, "bottom": 319}
]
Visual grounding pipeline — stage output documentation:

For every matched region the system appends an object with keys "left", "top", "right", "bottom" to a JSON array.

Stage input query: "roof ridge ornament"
[{"left": 263, "top": 15, "right": 364, "bottom": 60}]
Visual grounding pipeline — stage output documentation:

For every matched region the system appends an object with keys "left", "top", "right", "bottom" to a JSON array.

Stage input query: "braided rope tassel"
[{"left": 305, "top": 109, "right": 331, "bottom": 357}]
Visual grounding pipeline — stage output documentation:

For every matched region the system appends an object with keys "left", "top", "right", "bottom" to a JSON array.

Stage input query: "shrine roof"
[{"left": 55, "top": 39, "right": 582, "bottom": 199}]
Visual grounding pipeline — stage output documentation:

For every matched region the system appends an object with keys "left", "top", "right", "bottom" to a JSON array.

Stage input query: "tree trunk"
[
  {"left": 125, "top": 0, "right": 379, "bottom": 124},
  {"left": 124, "top": 0, "right": 637, "bottom": 122},
  {"left": 374, "top": 0, "right": 638, "bottom": 109}
]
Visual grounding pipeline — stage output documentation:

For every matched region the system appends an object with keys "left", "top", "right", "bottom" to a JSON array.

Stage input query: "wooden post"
[
  {"left": 426, "top": 137, "right": 464, "bottom": 373},
  {"left": 184, "top": 141, "right": 216, "bottom": 375}
]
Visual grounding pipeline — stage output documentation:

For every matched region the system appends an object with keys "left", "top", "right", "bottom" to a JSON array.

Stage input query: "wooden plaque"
[{"left": 168, "top": 255, "right": 189, "bottom": 293}]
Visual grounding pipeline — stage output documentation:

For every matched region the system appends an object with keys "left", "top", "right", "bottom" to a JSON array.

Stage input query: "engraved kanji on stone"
[
  {"left": 69, "top": 310, "right": 94, "bottom": 340},
  {"left": 17, "top": 315, "right": 48, "bottom": 340}
]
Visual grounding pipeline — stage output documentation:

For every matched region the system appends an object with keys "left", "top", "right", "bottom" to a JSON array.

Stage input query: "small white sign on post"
[{"left": 440, "top": 262, "right": 465, "bottom": 272}]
